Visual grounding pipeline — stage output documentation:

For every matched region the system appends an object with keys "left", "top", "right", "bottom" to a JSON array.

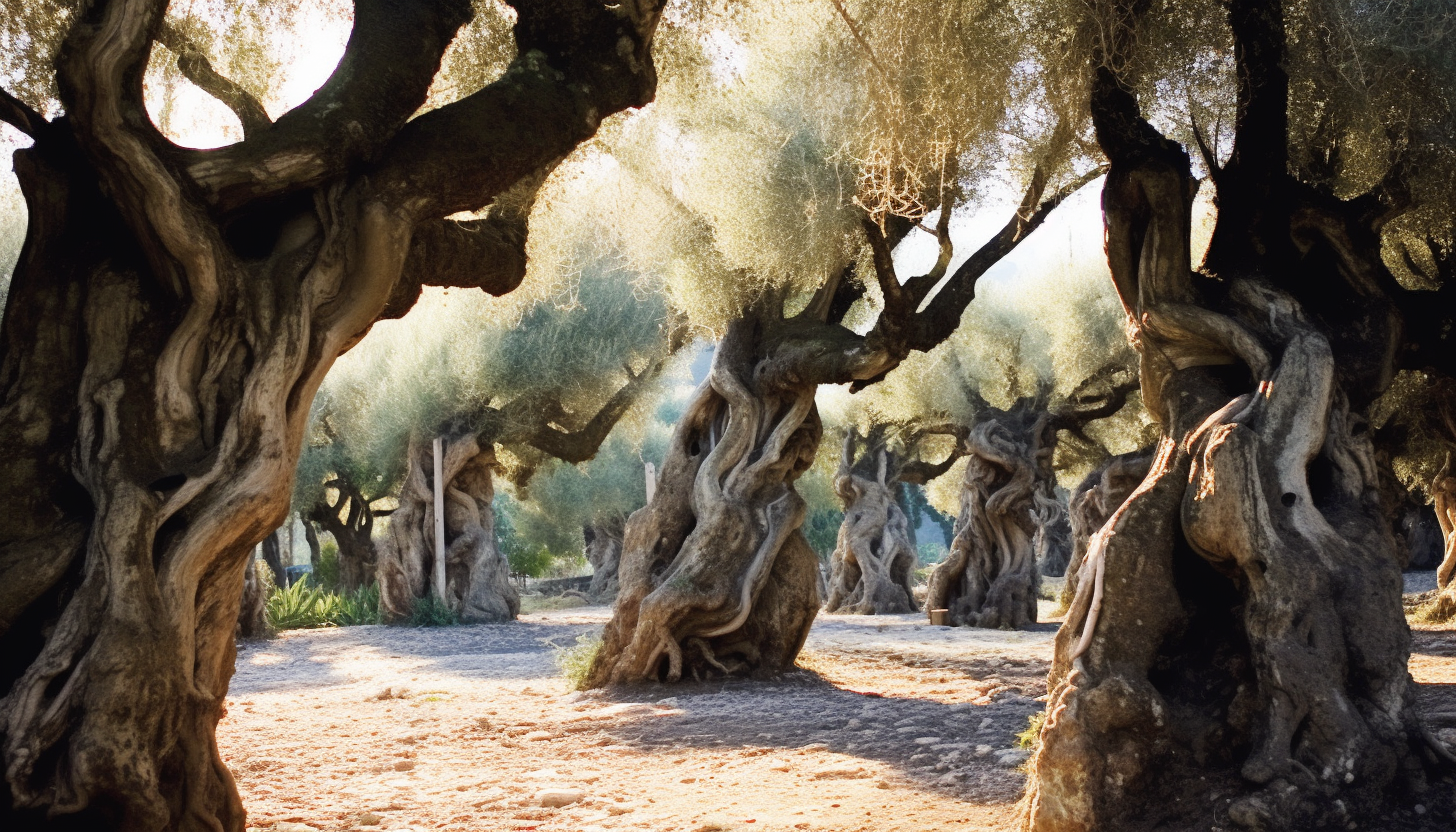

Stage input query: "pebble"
[
  {"left": 536, "top": 787, "right": 585, "bottom": 808},
  {"left": 357, "top": 812, "right": 383, "bottom": 826},
  {"left": 979, "top": 718, "right": 993, "bottom": 729},
  {"left": 995, "top": 748, "right": 1031, "bottom": 767},
  {"left": 523, "top": 730, "right": 555, "bottom": 741},
  {"left": 657, "top": 697, "right": 680, "bottom": 708},
  {"left": 975, "top": 744, "right": 994, "bottom": 756},
  {"left": 391, "top": 760, "right": 415, "bottom": 772},
  {"left": 913, "top": 736, "right": 942, "bottom": 745},
  {"left": 272, "top": 824, "right": 319, "bottom": 832}
]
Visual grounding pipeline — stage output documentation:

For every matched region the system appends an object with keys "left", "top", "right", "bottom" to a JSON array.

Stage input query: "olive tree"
[
  {"left": 582, "top": 0, "right": 1103, "bottom": 685},
  {"left": 1024, "top": 0, "right": 1456, "bottom": 829},
  {"left": 0, "top": 0, "right": 669, "bottom": 826}
]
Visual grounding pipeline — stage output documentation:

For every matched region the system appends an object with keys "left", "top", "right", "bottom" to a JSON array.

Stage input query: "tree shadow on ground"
[{"left": 593, "top": 662, "right": 1049, "bottom": 806}]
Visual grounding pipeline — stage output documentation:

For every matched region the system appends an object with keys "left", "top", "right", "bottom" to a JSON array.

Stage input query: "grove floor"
[{"left": 223, "top": 587, "right": 1456, "bottom": 832}]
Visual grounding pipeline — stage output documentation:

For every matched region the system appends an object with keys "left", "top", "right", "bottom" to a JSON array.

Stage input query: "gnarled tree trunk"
[
  {"left": 1060, "top": 449, "right": 1152, "bottom": 607},
  {"left": 377, "top": 437, "right": 518, "bottom": 622},
  {"left": 1426, "top": 456, "right": 1456, "bottom": 620},
  {"left": 307, "top": 477, "right": 381, "bottom": 591},
  {"left": 585, "top": 518, "right": 625, "bottom": 601},
  {"left": 1024, "top": 4, "right": 1448, "bottom": 826},
  {"left": 587, "top": 316, "right": 824, "bottom": 684},
  {"left": 824, "top": 433, "right": 919, "bottom": 615},
  {"left": 0, "top": 0, "right": 666, "bottom": 827},
  {"left": 235, "top": 556, "right": 269, "bottom": 639},
  {"left": 926, "top": 404, "right": 1054, "bottom": 628}
]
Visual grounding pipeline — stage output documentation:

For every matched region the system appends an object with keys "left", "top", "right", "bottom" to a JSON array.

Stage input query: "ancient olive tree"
[
  {"left": 927, "top": 366, "right": 1138, "bottom": 629},
  {"left": 1024, "top": 0, "right": 1456, "bottom": 829},
  {"left": 504, "top": 401, "right": 680, "bottom": 601},
  {"left": 822, "top": 422, "right": 963, "bottom": 615},
  {"left": 0, "top": 0, "right": 669, "bottom": 826},
  {"left": 584, "top": 0, "right": 1104, "bottom": 686},
  {"left": 305, "top": 264, "right": 683, "bottom": 622}
]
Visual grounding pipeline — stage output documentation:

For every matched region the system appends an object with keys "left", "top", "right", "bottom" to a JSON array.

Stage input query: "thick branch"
[
  {"left": 1051, "top": 364, "right": 1140, "bottom": 430},
  {"left": 369, "top": 0, "right": 666, "bottom": 221},
  {"left": 157, "top": 23, "right": 270, "bottom": 137},
  {"left": 0, "top": 87, "right": 49, "bottom": 139},
  {"left": 182, "top": 0, "right": 472, "bottom": 213},
  {"left": 523, "top": 348, "right": 679, "bottom": 464}
]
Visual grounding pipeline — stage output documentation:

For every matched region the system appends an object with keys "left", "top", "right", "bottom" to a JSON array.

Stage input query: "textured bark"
[
  {"left": 587, "top": 315, "right": 825, "bottom": 684},
  {"left": 585, "top": 519, "right": 625, "bottom": 601},
  {"left": 377, "top": 438, "right": 518, "bottom": 623},
  {"left": 1427, "top": 458, "right": 1456, "bottom": 620},
  {"left": 0, "top": 0, "right": 668, "bottom": 827},
  {"left": 1060, "top": 450, "right": 1152, "bottom": 607},
  {"left": 1024, "top": 3, "right": 1448, "bottom": 827},
  {"left": 235, "top": 556, "right": 269, "bottom": 639},
  {"left": 823, "top": 432, "right": 920, "bottom": 615},
  {"left": 259, "top": 529, "right": 287, "bottom": 589},
  {"left": 926, "top": 404, "right": 1054, "bottom": 629}
]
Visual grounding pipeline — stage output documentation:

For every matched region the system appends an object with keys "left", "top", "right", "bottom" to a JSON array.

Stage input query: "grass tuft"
[
  {"left": 555, "top": 633, "right": 603, "bottom": 690},
  {"left": 406, "top": 594, "right": 461, "bottom": 627}
]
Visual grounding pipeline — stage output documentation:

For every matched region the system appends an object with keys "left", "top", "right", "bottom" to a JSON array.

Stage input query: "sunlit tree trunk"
[
  {"left": 584, "top": 519, "right": 625, "bottom": 601},
  {"left": 306, "top": 476, "right": 382, "bottom": 591},
  {"left": 824, "top": 431, "right": 920, "bottom": 615},
  {"left": 1059, "top": 449, "right": 1151, "bottom": 607},
  {"left": 1024, "top": 2, "right": 1450, "bottom": 828},
  {"left": 0, "top": 0, "right": 667, "bottom": 826}
]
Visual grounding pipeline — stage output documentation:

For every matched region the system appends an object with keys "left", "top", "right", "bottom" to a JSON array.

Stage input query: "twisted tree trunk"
[
  {"left": 1426, "top": 457, "right": 1456, "bottom": 620},
  {"left": 377, "top": 438, "right": 518, "bottom": 622},
  {"left": 824, "top": 434, "right": 919, "bottom": 615},
  {"left": 926, "top": 405, "right": 1054, "bottom": 628},
  {"left": 1060, "top": 449, "right": 1152, "bottom": 607},
  {"left": 0, "top": 0, "right": 666, "bottom": 826},
  {"left": 307, "top": 477, "right": 381, "bottom": 591},
  {"left": 1024, "top": 4, "right": 1448, "bottom": 826},
  {"left": 235, "top": 556, "right": 269, "bottom": 639},
  {"left": 585, "top": 519, "right": 625, "bottom": 601},
  {"left": 587, "top": 316, "right": 825, "bottom": 684}
]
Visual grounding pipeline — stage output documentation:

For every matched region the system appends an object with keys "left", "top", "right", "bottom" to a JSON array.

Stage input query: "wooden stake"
[{"left": 433, "top": 435, "right": 447, "bottom": 601}]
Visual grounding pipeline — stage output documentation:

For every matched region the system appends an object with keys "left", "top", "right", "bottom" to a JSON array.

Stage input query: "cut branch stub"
[{"left": 587, "top": 317, "right": 823, "bottom": 686}]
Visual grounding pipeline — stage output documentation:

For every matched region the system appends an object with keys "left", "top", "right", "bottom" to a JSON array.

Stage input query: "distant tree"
[
  {"left": 0, "top": 0, "right": 669, "bottom": 825},
  {"left": 823, "top": 422, "right": 964, "bottom": 615}
]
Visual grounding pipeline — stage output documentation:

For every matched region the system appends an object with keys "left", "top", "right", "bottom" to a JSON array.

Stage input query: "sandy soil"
[{"left": 223, "top": 589, "right": 1456, "bottom": 832}]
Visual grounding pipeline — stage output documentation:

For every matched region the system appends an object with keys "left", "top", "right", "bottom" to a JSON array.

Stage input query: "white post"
[
  {"left": 644, "top": 461, "right": 657, "bottom": 504},
  {"left": 433, "top": 436, "right": 447, "bottom": 601}
]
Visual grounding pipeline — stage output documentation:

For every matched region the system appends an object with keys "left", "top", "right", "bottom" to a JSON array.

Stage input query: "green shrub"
[
  {"left": 555, "top": 633, "right": 602, "bottom": 690},
  {"left": 313, "top": 538, "right": 342, "bottom": 591},
  {"left": 507, "top": 545, "right": 555, "bottom": 579},
  {"left": 335, "top": 583, "right": 381, "bottom": 626},
  {"left": 406, "top": 594, "right": 460, "bottom": 627},
  {"left": 266, "top": 579, "right": 343, "bottom": 630}
]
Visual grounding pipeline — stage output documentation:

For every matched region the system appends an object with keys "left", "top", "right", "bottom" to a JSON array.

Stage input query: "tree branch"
[
  {"left": 522, "top": 350, "right": 677, "bottom": 464},
  {"left": 181, "top": 0, "right": 472, "bottom": 213},
  {"left": 1051, "top": 363, "right": 1140, "bottom": 430},
  {"left": 0, "top": 87, "right": 49, "bottom": 139},
  {"left": 156, "top": 22, "right": 271, "bottom": 138},
  {"left": 368, "top": 0, "right": 667, "bottom": 222}
]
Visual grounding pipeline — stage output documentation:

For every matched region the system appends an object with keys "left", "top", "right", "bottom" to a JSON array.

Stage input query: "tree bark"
[
  {"left": 1426, "top": 456, "right": 1456, "bottom": 620},
  {"left": 823, "top": 432, "right": 919, "bottom": 615},
  {"left": 235, "top": 555, "right": 269, "bottom": 639},
  {"left": 0, "top": 0, "right": 668, "bottom": 826},
  {"left": 584, "top": 519, "right": 625, "bottom": 601},
  {"left": 377, "top": 438, "right": 519, "bottom": 623},
  {"left": 926, "top": 402, "right": 1057, "bottom": 628},
  {"left": 1060, "top": 449, "right": 1152, "bottom": 607},
  {"left": 586, "top": 315, "right": 825, "bottom": 684},
  {"left": 1023, "top": 3, "right": 1447, "bottom": 826}
]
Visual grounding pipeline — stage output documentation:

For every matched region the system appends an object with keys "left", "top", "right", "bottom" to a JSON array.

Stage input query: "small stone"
[
  {"left": 975, "top": 744, "right": 994, "bottom": 756},
  {"left": 536, "top": 787, "right": 585, "bottom": 808},
  {"left": 768, "top": 759, "right": 793, "bottom": 772},
  {"left": 523, "top": 730, "right": 555, "bottom": 741},
  {"left": 1413, "top": 805, "right": 1426, "bottom": 815},
  {"left": 357, "top": 812, "right": 383, "bottom": 826},
  {"left": 680, "top": 776, "right": 698, "bottom": 783},
  {"left": 995, "top": 748, "right": 1031, "bottom": 767},
  {"left": 812, "top": 763, "right": 867, "bottom": 779},
  {"left": 272, "top": 824, "right": 319, "bottom": 832},
  {"left": 913, "top": 736, "right": 942, "bottom": 745},
  {"left": 979, "top": 718, "right": 993, "bottom": 729},
  {"left": 391, "top": 760, "right": 415, "bottom": 772},
  {"left": 657, "top": 697, "right": 680, "bottom": 708},
  {"left": 846, "top": 718, "right": 863, "bottom": 730}
]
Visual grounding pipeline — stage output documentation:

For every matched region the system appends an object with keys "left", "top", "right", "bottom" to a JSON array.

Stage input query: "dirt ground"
[{"left": 223, "top": 584, "right": 1456, "bottom": 832}]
